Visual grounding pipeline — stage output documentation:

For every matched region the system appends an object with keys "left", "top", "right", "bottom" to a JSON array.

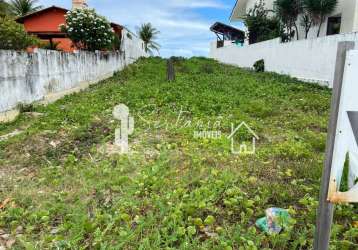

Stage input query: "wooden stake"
[
  {"left": 167, "top": 59, "right": 175, "bottom": 82},
  {"left": 314, "top": 41, "right": 355, "bottom": 250}
]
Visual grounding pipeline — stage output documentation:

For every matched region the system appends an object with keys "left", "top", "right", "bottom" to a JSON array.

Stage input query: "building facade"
[
  {"left": 16, "top": 6, "right": 73, "bottom": 51},
  {"left": 230, "top": 0, "right": 358, "bottom": 40}
]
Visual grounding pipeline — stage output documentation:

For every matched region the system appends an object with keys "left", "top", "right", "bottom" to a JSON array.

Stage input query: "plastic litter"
[{"left": 255, "top": 207, "right": 290, "bottom": 234}]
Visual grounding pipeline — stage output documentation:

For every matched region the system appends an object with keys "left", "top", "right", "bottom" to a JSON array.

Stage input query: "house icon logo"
[{"left": 227, "top": 122, "right": 259, "bottom": 155}]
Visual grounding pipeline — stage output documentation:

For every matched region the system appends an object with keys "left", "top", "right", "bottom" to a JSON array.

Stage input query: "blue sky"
[{"left": 38, "top": 0, "right": 244, "bottom": 57}]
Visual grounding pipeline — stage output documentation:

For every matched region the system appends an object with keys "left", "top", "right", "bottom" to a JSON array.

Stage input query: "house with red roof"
[{"left": 16, "top": 0, "right": 123, "bottom": 52}]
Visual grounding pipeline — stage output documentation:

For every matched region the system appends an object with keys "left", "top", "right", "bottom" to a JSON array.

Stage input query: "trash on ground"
[{"left": 255, "top": 207, "right": 290, "bottom": 234}]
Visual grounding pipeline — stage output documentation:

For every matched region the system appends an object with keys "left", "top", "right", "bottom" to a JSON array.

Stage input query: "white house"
[
  {"left": 230, "top": 0, "right": 358, "bottom": 39},
  {"left": 209, "top": 0, "right": 358, "bottom": 88}
]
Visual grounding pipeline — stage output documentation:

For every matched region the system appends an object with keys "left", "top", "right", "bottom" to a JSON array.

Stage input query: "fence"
[
  {"left": 0, "top": 30, "right": 147, "bottom": 121},
  {"left": 210, "top": 32, "right": 358, "bottom": 88}
]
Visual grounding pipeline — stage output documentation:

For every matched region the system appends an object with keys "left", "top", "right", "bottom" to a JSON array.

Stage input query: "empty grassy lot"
[{"left": 0, "top": 57, "right": 357, "bottom": 249}]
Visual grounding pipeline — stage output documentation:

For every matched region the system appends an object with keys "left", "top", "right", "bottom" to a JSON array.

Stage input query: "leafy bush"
[
  {"left": 244, "top": 0, "right": 282, "bottom": 44},
  {"left": 17, "top": 103, "right": 34, "bottom": 113},
  {"left": 253, "top": 59, "right": 265, "bottom": 72},
  {"left": 39, "top": 41, "right": 61, "bottom": 50},
  {"left": 170, "top": 56, "right": 186, "bottom": 63},
  {"left": 60, "top": 8, "right": 114, "bottom": 51},
  {"left": 112, "top": 34, "right": 122, "bottom": 51},
  {"left": 0, "top": 0, "right": 11, "bottom": 17},
  {"left": 0, "top": 17, "right": 39, "bottom": 50}
]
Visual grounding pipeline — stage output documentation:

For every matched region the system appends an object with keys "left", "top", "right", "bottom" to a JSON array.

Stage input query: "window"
[
  {"left": 327, "top": 16, "right": 341, "bottom": 36},
  {"left": 217, "top": 40, "right": 224, "bottom": 48}
]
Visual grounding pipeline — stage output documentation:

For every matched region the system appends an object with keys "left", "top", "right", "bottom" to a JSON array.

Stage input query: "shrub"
[
  {"left": 39, "top": 41, "right": 61, "bottom": 50},
  {"left": 253, "top": 59, "right": 265, "bottom": 72},
  {"left": 60, "top": 8, "right": 114, "bottom": 51},
  {"left": 112, "top": 34, "right": 122, "bottom": 51},
  {"left": 170, "top": 56, "right": 185, "bottom": 63},
  {"left": 244, "top": 0, "right": 282, "bottom": 44},
  {"left": 0, "top": 17, "right": 39, "bottom": 50},
  {"left": 17, "top": 103, "right": 34, "bottom": 113},
  {"left": 0, "top": 0, "right": 11, "bottom": 17}
]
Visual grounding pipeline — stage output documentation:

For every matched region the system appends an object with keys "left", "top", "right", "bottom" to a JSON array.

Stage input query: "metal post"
[{"left": 314, "top": 41, "right": 355, "bottom": 250}]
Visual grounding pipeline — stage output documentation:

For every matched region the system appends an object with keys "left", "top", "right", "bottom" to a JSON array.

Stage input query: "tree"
[
  {"left": 0, "top": 0, "right": 11, "bottom": 17},
  {"left": 244, "top": 0, "right": 282, "bottom": 44},
  {"left": 274, "top": 0, "right": 302, "bottom": 40},
  {"left": 300, "top": 11, "right": 313, "bottom": 39},
  {"left": 8, "top": 0, "right": 42, "bottom": 17},
  {"left": 137, "top": 23, "right": 160, "bottom": 55},
  {"left": 61, "top": 8, "right": 115, "bottom": 51},
  {"left": 0, "top": 17, "right": 39, "bottom": 49},
  {"left": 304, "top": 0, "right": 338, "bottom": 37}
]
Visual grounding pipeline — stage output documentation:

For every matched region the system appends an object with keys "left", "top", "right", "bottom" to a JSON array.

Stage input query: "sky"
[{"left": 38, "top": 0, "right": 244, "bottom": 58}]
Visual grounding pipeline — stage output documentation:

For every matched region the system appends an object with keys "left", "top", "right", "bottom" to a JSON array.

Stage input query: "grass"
[{"left": 0, "top": 57, "right": 357, "bottom": 249}]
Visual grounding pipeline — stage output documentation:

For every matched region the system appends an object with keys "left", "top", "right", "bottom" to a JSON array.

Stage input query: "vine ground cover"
[{"left": 0, "top": 57, "right": 357, "bottom": 249}]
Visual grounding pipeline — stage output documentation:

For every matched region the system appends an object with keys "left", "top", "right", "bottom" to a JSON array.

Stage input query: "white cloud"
[{"left": 39, "top": 0, "right": 231, "bottom": 57}]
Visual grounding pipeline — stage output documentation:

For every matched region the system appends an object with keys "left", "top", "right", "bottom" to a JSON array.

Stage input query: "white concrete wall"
[
  {"left": 122, "top": 29, "right": 147, "bottom": 64},
  {"left": 354, "top": 1, "right": 358, "bottom": 32},
  {"left": 210, "top": 32, "right": 358, "bottom": 87},
  {"left": 0, "top": 32, "right": 147, "bottom": 114}
]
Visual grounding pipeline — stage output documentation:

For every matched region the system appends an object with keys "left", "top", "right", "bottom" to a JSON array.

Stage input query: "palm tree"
[
  {"left": 274, "top": 0, "right": 302, "bottom": 40},
  {"left": 304, "top": 0, "right": 338, "bottom": 37},
  {"left": 138, "top": 23, "right": 160, "bottom": 55},
  {"left": 9, "top": 0, "right": 42, "bottom": 17},
  {"left": 300, "top": 10, "right": 313, "bottom": 39}
]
